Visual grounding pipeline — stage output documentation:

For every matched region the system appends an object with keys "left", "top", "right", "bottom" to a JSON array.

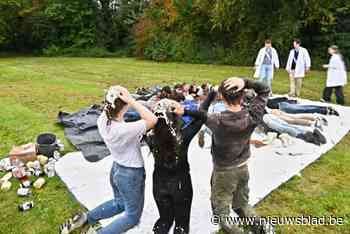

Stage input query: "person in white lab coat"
[
  {"left": 321, "top": 45, "right": 347, "bottom": 105},
  {"left": 286, "top": 38, "right": 311, "bottom": 97},
  {"left": 254, "top": 39, "right": 280, "bottom": 94}
]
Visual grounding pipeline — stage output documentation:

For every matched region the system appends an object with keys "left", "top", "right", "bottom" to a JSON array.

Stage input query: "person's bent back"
[{"left": 60, "top": 85, "right": 157, "bottom": 234}]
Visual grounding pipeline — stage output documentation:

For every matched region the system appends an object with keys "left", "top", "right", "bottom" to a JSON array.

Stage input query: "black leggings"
[
  {"left": 323, "top": 86, "right": 345, "bottom": 105},
  {"left": 152, "top": 171, "right": 193, "bottom": 234}
]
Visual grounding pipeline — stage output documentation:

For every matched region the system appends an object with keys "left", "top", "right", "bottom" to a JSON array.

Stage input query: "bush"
[
  {"left": 42, "top": 45, "right": 128, "bottom": 58},
  {"left": 42, "top": 45, "right": 61, "bottom": 56}
]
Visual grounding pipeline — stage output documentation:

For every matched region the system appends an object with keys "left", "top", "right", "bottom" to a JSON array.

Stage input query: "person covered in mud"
[
  {"left": 175, "top": 77, "right": 275, "bottom": 234},
  {"left": 146, "top": 88, "right": 217, "bottom": 234}
]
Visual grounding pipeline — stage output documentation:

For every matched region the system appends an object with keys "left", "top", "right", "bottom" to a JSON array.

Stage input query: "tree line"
[{"left": 1, "top": 0, "right": 349, "bottom": 67}]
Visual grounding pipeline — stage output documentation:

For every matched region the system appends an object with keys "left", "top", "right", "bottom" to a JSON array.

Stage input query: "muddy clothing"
[
  {"left": 211, "top": 165, "right": 251, "bottom": 212},
  {"left": 185, "top": 79, "right": 270, "bottom": 168},
  {"left": 185, "top": 79, "right": 270, "bottom": 234},
  {"left": 149, "top": 91, "right": 217, "bottom": 176},
  {"left": 211, "top": 165, "right": 259, "bottom": 234},
  {"left": 147, "top": 91, "right": 217, "bottom": 234},
  {"left": 152, "top": 172, "right": 193, "bottom": 234}
]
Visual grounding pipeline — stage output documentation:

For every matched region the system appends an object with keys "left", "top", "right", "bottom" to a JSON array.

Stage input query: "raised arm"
[
  {"left": 182, "top": 89, "right": 217, "bottom": 122},
  {"left": 178, "top": 90, "right": 217, "bottom": 144},
  {"left": 199, "top": 90, "right": 217, "bottom": 112},
  {"left": 119, "top": 87, "right": 158, "bottom": 130},
  {"left": 244, "top": 79, "right": 270, "bottom": 124}
]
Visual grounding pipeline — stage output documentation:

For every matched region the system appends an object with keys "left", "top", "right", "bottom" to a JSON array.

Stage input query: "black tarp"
[{"left": 57, "top": 105, "right": 110, "bottom": 162}]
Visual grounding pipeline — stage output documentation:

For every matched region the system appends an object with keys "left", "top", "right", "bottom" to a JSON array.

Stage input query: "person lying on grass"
[
  {"left": 60, "top": 85, "right": 158, "bottom": 234},
  {"left": 173, "top": 77, "right": 275, "bottom": 234},
  {"left": 145, "top": 89, "right": 216, "bottom": 234}
]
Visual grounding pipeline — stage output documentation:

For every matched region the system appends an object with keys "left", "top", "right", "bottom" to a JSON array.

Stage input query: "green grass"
[{"left": 0, "top": 57, "right": 349, "bottom": 234}]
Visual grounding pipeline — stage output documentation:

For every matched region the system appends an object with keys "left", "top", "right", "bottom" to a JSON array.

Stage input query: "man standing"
[
  {"left": 286, "top": 39, "right": 311, "bottom": 97},
  {"left": 254, "top": 39, "right": 280, "bottom": 94},
  {"left": 176, "top": 77, "right": 274, "bottom": 234}
]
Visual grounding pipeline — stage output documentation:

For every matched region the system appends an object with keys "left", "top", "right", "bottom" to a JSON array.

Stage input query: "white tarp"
[{"left": 55, "top": 100, "right": 350, "bottom": 234}]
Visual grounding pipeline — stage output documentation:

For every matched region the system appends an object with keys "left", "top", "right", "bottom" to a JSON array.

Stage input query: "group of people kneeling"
[{"left": 59, "top": 76, "right": 338, "bottom": 234}]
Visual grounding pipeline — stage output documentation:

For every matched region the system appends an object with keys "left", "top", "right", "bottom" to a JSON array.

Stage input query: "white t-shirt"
[{"left": 97, "top": 112, "right": 147, "bottom": 168}]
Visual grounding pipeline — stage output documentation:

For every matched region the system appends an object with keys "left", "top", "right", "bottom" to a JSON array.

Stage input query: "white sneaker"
[
  {"left": 279, "top": 133, "right": 294, "bottom": 147},
  {"left": 262, "top": 132, "right": 278, "bottom": 145},
  {"left": 60, "top": 212, "right": 88, "bottom": 234},
  {"left": 81, "top": 226, "right": 98, "bottom": 234}
]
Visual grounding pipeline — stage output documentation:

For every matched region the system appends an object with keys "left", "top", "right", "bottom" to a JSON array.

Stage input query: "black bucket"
[{"left": 37, "top": 133, "right": 58, "bottom": 157}]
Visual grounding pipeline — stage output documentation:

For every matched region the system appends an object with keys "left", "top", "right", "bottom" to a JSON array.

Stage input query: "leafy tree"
[{"left": 1, "top": 0, "right": 349, "bottom": 65}]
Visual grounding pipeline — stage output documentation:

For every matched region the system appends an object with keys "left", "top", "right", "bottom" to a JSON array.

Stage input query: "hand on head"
[
  {"left": 224, "top": 77, "right": 245, "bottom": 92},
  {"left": 115, "top": 86, "right": 134, "bottom": 104},
  {"left": 212, "top": 85, "right": 219, "bottom": 92},
  {"left": 170, "top": 100, "right": 184, "bottom": 116}
]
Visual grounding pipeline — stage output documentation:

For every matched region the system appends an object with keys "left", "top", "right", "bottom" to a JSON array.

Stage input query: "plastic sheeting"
[{"left": 56, "top": 100, "right": 350, "bottom": 234}]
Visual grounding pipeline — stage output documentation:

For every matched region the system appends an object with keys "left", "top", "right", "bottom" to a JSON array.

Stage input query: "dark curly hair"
[{"left": 218, "top": 79, "right": 244, "bottom": 105}]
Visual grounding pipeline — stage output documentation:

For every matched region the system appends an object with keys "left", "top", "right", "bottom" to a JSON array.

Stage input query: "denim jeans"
[
  {"left": 259, "top": 64, "right": 274, "bottom": 91},
  {"left": 87, "top": 162, "right": 146, "bottom": 234},
  {"left": 279, "top": 102, "right": 328, "bottom": 115},
  {"left": 263, "top": 114, "right": 307, "bottom": 137}
]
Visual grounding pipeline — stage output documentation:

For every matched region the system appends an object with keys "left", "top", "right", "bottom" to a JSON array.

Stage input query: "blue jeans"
[
  {"left": 263, "top": 114, "right": 307, "bottom": 137},
  {"left": 279, "top": 102, "right": 328, "bottom": 115},
  {"left": 87, "top": 162, "right": 146, "bottom": 234},
  {"left": 259, "top": 64, "right": 273, "bottom": 91}
]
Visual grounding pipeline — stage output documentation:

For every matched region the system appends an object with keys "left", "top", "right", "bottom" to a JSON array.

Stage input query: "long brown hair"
[
  {"left": 152, "top": 112, "right": 182, "bottom": 166},
  {"left": 104, "top": 98, "right": 127, "bottom": 125}
]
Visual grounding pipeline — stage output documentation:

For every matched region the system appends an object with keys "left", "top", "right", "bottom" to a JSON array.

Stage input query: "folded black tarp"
[{"left": 57, "top": 105, "right": 110, "bottom": 162}]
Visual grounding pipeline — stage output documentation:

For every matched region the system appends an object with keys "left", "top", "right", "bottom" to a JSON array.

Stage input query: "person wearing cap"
[
  {"left": 60, "top": 86, "right": 158, "bottom": 234},
  {"left": 174, "top": 77, "right": 273, "bottom": 234},
  {"left": 286, "top": 38, "right": 311, "bottom": 97},
  {"left": 321, "top": 45, "right": 347, "bottom": 105},
  {"left": 254, "top": 39, "right": 280, "bottom": 93}
]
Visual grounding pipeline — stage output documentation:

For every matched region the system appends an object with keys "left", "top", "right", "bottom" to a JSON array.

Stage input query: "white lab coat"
[
  {"left": 254, "top": 47, "right": 280, "bottom": 78},
  {"left": 326, "top": 54, "right": 347, "bottom": 87},
  {"left": 286, "top": 47, "right": 311, "bottom": 78}
]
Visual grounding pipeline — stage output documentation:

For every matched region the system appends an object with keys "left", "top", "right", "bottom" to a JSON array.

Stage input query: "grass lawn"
[{"left": 0, "top": 57, "right": 349, "bottom": 234}]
